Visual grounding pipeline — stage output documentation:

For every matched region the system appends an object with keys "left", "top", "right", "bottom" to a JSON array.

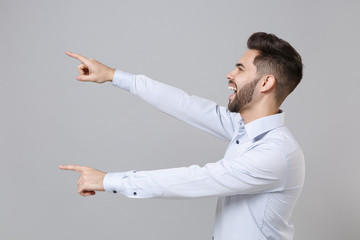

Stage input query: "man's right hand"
[{"left": 66, "top": 51, "right": 115, "bottom": 83}]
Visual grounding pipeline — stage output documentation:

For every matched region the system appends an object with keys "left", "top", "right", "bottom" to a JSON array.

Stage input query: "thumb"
[{"left": 76, "top": 74, "right": 93, "bottom": 82}]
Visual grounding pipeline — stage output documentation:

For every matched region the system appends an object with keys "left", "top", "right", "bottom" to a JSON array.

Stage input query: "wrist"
[{"left": 107, "top": 68, "right": 116, "bottom": 82}]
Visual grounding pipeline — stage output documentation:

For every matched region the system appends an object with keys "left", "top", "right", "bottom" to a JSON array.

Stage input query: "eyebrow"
[{"left": 235, "top": 63, "right": 246, "bottom": 69}]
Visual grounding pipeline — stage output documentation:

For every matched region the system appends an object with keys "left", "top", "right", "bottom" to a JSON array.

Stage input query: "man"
[{"left": 60, "top": 32, "right": 305, "bottom": 240}]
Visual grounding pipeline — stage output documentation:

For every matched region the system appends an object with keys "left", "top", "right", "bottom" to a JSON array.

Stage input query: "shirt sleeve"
[
  {"left": 103, "top": 142, "right": 287, "bottom": 198},
  {"left": 112, "top": 70, "right": 237, "bottom": 141}
]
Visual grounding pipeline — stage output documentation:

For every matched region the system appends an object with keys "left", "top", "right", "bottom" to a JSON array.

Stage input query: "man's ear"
[{"left": 260, "top": 75, "right": 276, "bottom": 93}]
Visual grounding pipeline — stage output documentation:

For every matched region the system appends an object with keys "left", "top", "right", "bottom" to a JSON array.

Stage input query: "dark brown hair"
[{"left": 247, "top": 32, "right": 303, "bottom": 104}]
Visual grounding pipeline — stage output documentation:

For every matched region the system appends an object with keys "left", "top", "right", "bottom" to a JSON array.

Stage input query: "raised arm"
[
  {"left": 113, "top": 70, "right": 237, "bottom": 140},
  {"left": 66, "top": 52, "right": 237, "bottom": 141}
]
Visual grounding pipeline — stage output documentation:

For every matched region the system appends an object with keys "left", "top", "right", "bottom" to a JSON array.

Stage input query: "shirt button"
[
  {"left": 113, "top": 190, "right": 117, "bottom": 194},
  {"left": 133, "top": 192, "right": 137, "bottom": 196},
  {"left": 236, "top": 140, "right": 239, "bottom": 144}
]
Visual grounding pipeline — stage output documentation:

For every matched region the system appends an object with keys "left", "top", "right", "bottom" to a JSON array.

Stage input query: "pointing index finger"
[
  {"left": 65, "top": 51, "right": 90, "bottom": 64},
  {"left": 59, "top": 164, "right": 85, "bottom": 172}
]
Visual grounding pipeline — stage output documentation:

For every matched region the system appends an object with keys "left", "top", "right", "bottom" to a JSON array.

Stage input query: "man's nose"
[{"left": 226, "top": 69, "right": 235, "bottom": 80}]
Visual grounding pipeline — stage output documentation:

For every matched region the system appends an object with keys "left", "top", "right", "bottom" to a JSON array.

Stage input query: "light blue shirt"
[{"left": 103, "top": 70, "right": 305, "bottom": 240}]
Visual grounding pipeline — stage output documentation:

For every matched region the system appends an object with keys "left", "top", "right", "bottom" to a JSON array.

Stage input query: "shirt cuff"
[
  {"left": 103, "top": 172, "right": 127, "bottom": 194},
  {"left": 112, "top": 69, "right": 135, "bottom": 91}
]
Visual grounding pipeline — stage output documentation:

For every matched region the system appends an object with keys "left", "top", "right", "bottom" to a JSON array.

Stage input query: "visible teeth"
[{"left": 228, "top": 86, "right": 237, "bottom": 91}]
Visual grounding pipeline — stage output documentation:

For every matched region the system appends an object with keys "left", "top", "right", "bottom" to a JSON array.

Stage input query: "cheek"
[
  {"left": 234, "top": 75, "right": 248, "bottom": 85},
  {"left": 236, "top": 74, "right": 257, "bottom": 87},
  {"left": 234, "top": 80, "right": 245, "bottom": 90}
]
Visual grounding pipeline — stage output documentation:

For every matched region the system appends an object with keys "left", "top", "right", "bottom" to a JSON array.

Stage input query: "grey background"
[{"left": 1, "top": 0, "right": 359, "bottom": 239}]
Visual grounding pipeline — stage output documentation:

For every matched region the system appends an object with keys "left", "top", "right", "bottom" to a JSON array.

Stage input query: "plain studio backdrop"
[{"left": 1, "top": 0, "right": 359, "bottom": 239}]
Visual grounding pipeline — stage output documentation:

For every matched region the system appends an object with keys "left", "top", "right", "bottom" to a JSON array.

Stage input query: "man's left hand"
[{"left": 59, "top": 165, "right": 106, "bottom": 197}]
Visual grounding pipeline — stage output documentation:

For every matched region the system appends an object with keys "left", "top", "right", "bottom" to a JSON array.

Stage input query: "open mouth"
[{"left": 228, "top": 86, "right": 237, "bottom": 99}]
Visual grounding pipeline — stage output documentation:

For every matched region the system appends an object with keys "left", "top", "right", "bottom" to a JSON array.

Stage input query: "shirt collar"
[{"left": 243, "top": 111, "right": 285, "bottom": 140}]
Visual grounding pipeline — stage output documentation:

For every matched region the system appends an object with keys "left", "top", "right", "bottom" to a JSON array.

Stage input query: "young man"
[{"left": 60, "top": 32, "right": 305, "bottom": 240}]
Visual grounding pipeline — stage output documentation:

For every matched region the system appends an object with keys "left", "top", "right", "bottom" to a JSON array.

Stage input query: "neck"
[{"left": 240, "top": 101, "right": 279, "bottom": 124}]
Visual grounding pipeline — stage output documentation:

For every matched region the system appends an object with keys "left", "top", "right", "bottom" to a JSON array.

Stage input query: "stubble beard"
[{"left": 228, "top": 77, "right": 260, "bottom": 113}]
